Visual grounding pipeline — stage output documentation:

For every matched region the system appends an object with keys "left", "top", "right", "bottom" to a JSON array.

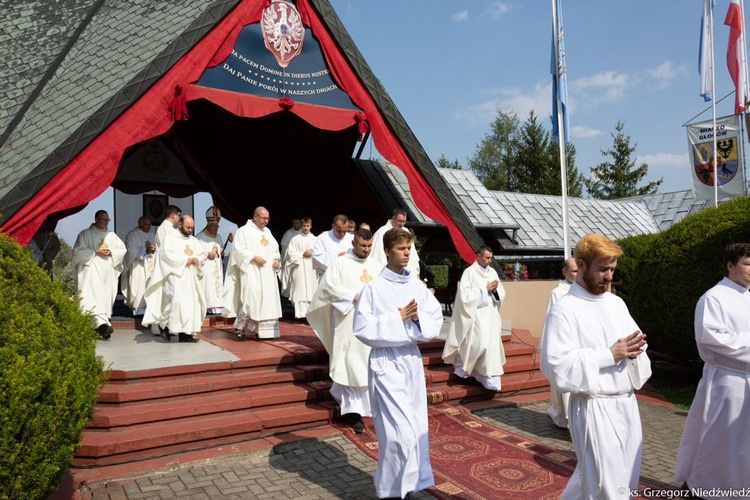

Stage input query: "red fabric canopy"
[{"left": 2, "top": 0, "right": 474, "bottom": 263}]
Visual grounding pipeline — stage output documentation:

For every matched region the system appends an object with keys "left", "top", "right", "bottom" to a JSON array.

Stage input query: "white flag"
[{"left": 699, "top": 0, "right": 715, "bottom": 101}]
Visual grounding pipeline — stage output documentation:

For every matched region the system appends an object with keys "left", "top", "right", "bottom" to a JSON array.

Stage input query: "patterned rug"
[{"left": 338, "top": 404, "right": 662, "bottom": 499}]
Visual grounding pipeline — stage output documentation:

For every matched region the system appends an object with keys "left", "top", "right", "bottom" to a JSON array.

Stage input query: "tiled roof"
[
  {"left": 0, "top": 0, "right": 231, "bottom": 210},
  {"left": 619, "top": 190, "right": 714, "bottom": 232}
]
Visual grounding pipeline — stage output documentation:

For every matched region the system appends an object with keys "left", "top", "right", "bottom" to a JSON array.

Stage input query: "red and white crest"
[{"left": 261, "top": 0, "right": 305, "bottom": 68}]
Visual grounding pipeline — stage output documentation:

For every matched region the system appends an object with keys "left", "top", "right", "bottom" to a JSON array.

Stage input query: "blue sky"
[{"left": 56, "top": 0, "right": 746, "bottom": 243}]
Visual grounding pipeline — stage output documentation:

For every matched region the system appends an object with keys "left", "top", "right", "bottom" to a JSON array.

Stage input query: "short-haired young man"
[
  {"left": 353, "top": 228, "right": 443, "bottom": 499},
  {"left": 674, "top": 242, "right": 750, "bottom": 495}
]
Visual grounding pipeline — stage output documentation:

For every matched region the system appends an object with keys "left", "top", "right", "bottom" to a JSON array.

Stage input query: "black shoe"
[
  {"left": 235, "top": 329, "right": 247, "bottom": 341},
  {"left": 178, "top": 332, "right": 198, "bottom": 343},
  {"left": 159, "top": 326, "right": 170, "bottom": 342},
  {"left": 352, "top": 419, "right": 365, "bottom": 434},
  {"left": 96, "top": 323, "right": 112, "bottom": 340}
]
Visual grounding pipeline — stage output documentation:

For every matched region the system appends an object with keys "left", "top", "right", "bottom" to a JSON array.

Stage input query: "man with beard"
[
  {"left": 121, "top": 216, "right": 155, "bottom": 315},
  {"left": 148, "top": 204, "right": 181, "bottom": 336},
  {"left": 311, "top": 214, "right": 353, "bottom": 279},
  {"left": 541, "top": 233, "right": 651, "bottom": 499},
  {"left": 195, "top": 206, "right": 224, "bottom": 315},
  {"left": 72, "top": 210, "right": 126, "bottom": 339},
  {"left": 307, "top": 228, "right": 382, "bottom": 433},
  {"left": 674, "top": 243, "right": 750, "bottom": 496},
  {"left": 143, "top": 215, "right": 206, "bottom": 343},
  {"left": 544, "top": 257, "right": 578, "bottom": 428},
  {"left": 442, "top": 245, "right": 506, "bottom": 391},
  {"left": 353, "top": 228, "right": 443, "bottom": 500},
  {"left": 223, "top": 206, "right": 282, "bottom": 340}
]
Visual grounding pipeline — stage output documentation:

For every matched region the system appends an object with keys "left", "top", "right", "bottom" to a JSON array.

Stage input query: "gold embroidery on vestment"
[
  {"left": 360, "top": 269, "right": 372, "bottom": 284},
  {"left": 184, "top": 245, "right": 194, "bottom": 256},
  {"left": 260, "top": 235, "right": 269, "bottom": 246}
]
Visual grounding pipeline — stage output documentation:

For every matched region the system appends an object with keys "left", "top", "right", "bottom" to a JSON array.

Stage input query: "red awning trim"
[
  {"left": 186, "top": 84, "right": 360, "bottom": 131},
  {"left": 296, "top": 1, "right": 475, "bottom": 262}
]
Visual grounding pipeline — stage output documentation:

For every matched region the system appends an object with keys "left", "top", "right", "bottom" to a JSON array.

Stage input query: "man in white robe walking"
[
  {"left": 72, "top": 210, "right": 126, "bottom": 339},
  {"left": 544, "top": 257, "right": 578, "bottom": 428},
  {"left": 442, "top": 245, "right": 506, "bottom": 391},
  {"left": 195, "top": 206, "right": 224, "bottom": 315},
  {"left": 541, "top": 233, "right": 651, "bottom": 499},
  {"left": 121, "top": 216, "right": 155, "bottom": 315},
  {"left": 307, "top": 228, "right": 381, "bottom": 433},
  {"left": 674, "top": 243, "right": 750, "bottom": 497},
  {"left": 311, "top": 214, "right": 353, "bottom": 279},
  {"left": 353, "top": 228, "right": 443, "bottom": 500},
  {"left": 283, "top": 217, "right": 317, "bottom": 318},
  {"left": 222, "top": 206, "right": 282, "bottom": 340},
  {"left": 371, "top": 208, "right": 419, "bottom": 276},
  {"left": 148, "top": 204, "right": 181, "bottom": 335},
  {"left": 142, "top": 215, "right": 206, "bottom": 343},
  {"left": 279, "top": 218, "right": 302, "bottom": 297}
]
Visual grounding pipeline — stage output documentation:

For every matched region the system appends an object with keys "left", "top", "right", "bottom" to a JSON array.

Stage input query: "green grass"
[{"left": 647, "top": 360, "right": 701, "bottom": 410}]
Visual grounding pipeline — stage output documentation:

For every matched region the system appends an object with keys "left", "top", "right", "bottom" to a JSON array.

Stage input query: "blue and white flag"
[
  {"left": 551, "top": 0, "right": 570, "bottom": 144},
  {"left": 699, "top": 0, "right": 715, "bottom": 102}
]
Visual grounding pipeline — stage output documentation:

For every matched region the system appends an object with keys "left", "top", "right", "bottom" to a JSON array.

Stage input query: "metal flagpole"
[
  {"left": 710, "top": 3, "right": 719, "bottom": 207},
  {"left": 552, "top": 0, "right": 571, "bottom": 258},
  {"left": 740, "top": 0, "right": 749, "bottom": 195}
]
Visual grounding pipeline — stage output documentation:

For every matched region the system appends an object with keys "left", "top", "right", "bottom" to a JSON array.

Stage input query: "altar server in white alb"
[
  {"left": 283, "top": 217, "right": 317, "bottom": 318},
  {"left": 544, "top": 257, "right": 578, "bottom": 428},
  {"left": 142, "top": 215, "right": 206, "bottom": 343},
  {"left": 222, "top": 206, "right": 282, "bottom": 340},
  {"left": 121, "top": 216, "right": 155, "bottom": 315},
  {"left": 674, "top": 243, "right": 750, "bottom": 497},
  {"left": 279, "top": 217, "right": 302, "bottom": 297},
  {"left": 541, "top": 233, "right": 651, "bottom": 499},
  {"left": 353, "top": 228, "right": 443, "bottom": 500},
  {"left": 72, "top": 210, "right": 126, "bottom": 339},
  {"left": 195, "top": 206, "right": 224, "bottom": 315},
  {"left": 371, "top": 208, "right": 419, "bottom": 275},
  {"left": 311, "top": 214, "right": 353, "bottom": 279},
  {"left": 307, "top": 228, "right": 381, "bottom": 433},
  {"left": 442, "top": 245, "right": 506, "bottom": 391}
]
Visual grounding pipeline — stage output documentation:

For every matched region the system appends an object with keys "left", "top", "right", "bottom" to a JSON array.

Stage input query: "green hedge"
[
  {"left": 617, "top": 197, "right": 750, "bottom": 361},
  {"left": 428, "top": 264, "right": 449, "bottom": 288},
  {"left": 0, "top": 233, "right": 105, "bottom": 499}
]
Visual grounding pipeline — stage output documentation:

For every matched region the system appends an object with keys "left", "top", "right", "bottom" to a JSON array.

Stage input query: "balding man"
[
  {"left": 544, "top": 257, "right": 578, "bottom": 428},
  {"left": 371, "top": 208, "right": 420, "bottom": 275},
  {"left": 223, "top": 206, "right": 282, "bottom": 340},
  {"left": 311, "top": 214, "right": 353, "bottom": 279},
  {"left": 72, "top": 210, "right": 126, "bottom": 339},
  {"left": 143, "top": 215, "right": 205, "bottom": 343},
  {"left": 121, "top": 216, "right": 156, "bottom": 315}
]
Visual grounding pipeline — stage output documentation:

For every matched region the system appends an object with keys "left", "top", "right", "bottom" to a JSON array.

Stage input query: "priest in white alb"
[
  {"left": 674, "top": 243, "right": 750, "bottom": 497},
  {"left": 283, "top": 217, "right": 317, "bottom": 318},
  {"left": 371, "top": 207, "right": 419, "bottom": 275},
  {"left": 307, "top": 228, "right": 381, "bottom": 433},
  {"left": 142, "top": 215, "right": 205, "bottom": 343},
  {"left": 353, "top": 228, "right": 443, "bottom": 500},
  {"left": 222, "top": 206, "right": 282, "bottom": 339},
  {"left": 442, "top": 245, "right": 506, "bottom": 391},
  {"left": 195, "top": 206, "right": 224, "bottom": 315},
  {"left": 71, "top": 210, "right": 126, "bottom": 339},
  {"left": 148, "top": 204, "right": 181, "bottom": 336},
  {"left": 544, "top": 257, "right": 578, "bottom": 428},
  {"left": 541, "top": 234, "right": 651, "bottom": 499},
  {"left": 279, "top": 217, "right": 302, "bottom": 297},
  {"left": 311, "top": 214, "right": 353, "bottom": 279},
  {"left": 121, "top": 216, "right": 155, "bottom": 315}
]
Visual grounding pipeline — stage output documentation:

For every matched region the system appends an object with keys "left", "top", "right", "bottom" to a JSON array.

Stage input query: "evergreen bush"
[
  {"left": 0, "top": 233, "right": 105, "bottom": 500},
  {"left": 427, "top": 264, "right": 449, "bottom": 288},
  {"left": 617, "top": 197, "right": 750, "bottom": 361}
]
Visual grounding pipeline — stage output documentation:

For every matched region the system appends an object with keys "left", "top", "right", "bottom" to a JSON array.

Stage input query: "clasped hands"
[
  {"left": 486, "top": 279, "right": 499, "bottom": 293},
  {"left": 253, "top": 255, "right": 280, "bottom": 269},
  {"left": 610, "top": 331, "right": 647, "bottom": 361},
  {"left": 398, "top": 299, "right": 419, "bottom": 322}
]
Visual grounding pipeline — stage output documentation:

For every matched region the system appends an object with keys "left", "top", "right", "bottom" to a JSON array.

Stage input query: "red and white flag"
[{"left": 725, "top": 0, "right": 749, "bottom": 114}]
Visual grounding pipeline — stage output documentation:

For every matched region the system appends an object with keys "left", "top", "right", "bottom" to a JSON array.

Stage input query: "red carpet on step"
[{"left": 339, "top": 404, "right": 663, "bottom": 499}]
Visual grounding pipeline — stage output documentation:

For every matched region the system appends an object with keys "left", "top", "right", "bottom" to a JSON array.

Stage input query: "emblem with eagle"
[{"left": 261, "top": 0, "right": 305, "bottom": 68}]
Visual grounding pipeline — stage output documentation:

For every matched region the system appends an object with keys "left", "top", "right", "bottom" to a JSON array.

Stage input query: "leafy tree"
[
  {"left": 436, "top": 154, "right": 462, "bottom": 170},
  {"left": 468, "top": 108, "right": 521, "bottom": 191},
  {"left": 584, "top": 120, "right": 663, "bottom": 199},
  {"left": 52, "top": 238, "right": 75, "bottom": 296},
  {"left": 468, "top": 108, "right": 584, "bottom": 196}
]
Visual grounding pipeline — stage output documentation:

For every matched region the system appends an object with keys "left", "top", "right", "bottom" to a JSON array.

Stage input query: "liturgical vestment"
[
  {"left": 284, "top": 232, "right": 317, "bottom": 318},
  {"left": 353, "top": 268, "right": 443, "bottom": 499},
  {"left": 121, "top": 225, "right": 155, "bottom": 315},
  {"left": 195, "top": 229, "right": 224, "bottom": 314}
]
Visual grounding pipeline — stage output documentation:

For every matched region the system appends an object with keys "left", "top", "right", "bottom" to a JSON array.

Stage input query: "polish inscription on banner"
[{"left": 686, "top": 115, "right": 746, "bottom": 200}]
